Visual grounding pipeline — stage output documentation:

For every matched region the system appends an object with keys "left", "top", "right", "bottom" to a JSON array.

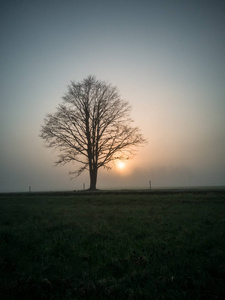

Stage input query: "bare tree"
[{"left": 40, "top": 76, "right": 146, "bottom": 190}]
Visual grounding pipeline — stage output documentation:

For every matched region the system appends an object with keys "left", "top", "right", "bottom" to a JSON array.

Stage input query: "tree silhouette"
[{"left": 40, "top": 76, "right": 146, "bottom": 190}]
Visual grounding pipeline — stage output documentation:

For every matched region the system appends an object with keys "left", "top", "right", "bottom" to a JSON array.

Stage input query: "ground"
[{"left": 0, "top": 190, "right": 225, "bottom": 299}]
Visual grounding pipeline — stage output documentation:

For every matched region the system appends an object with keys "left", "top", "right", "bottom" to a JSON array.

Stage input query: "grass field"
[{"left": 0, "top": 191, "right": 225, "bottom": 299}]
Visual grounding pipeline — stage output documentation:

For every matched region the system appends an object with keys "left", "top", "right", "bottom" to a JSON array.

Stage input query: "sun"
[{"left": 116, "top": 160, "right": 125, "bottom": 170}]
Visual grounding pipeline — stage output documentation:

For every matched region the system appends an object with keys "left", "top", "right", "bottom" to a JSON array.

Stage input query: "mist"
[{"left": 1, "top": 0, "right": 225, "bottom": 192}]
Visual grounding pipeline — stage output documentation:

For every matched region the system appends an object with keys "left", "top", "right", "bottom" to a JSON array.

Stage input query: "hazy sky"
[{"left": 1, "top": 0, "right": 225, "bottom": 192}]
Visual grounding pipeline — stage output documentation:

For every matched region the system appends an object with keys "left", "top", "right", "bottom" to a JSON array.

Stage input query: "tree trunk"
[{"left": 89, "top": 167, "right": 98, "bottom": 190}]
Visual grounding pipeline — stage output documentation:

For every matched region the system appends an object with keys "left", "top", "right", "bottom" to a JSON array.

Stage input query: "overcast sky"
[{"left": 1, "top": 0, "right": 225, "bottom": 192}]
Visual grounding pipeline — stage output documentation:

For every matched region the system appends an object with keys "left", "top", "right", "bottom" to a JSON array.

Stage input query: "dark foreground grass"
[{"left": 0, "top": 192, "right": 225, "bottom": 299}]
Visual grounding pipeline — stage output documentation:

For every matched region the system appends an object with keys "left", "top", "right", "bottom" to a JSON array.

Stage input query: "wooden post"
[
  {"left": 83, "top": 183, "right": 85, "bottom": 190},
  {"left": 29, "top": 186, "right": 31, "bottom": 193},
  {"left": 149, "top": 181, "right": 151, "bottom": 190}
]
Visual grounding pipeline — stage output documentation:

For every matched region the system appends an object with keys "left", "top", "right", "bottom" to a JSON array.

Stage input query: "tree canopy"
[{"left": 40, "top": 76, "right": 146, "bottom": 190}]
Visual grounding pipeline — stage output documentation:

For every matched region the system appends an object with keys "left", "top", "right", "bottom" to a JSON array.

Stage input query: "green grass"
[{"left": 0, "top": 192, "right": 225, "bottom": 299}]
